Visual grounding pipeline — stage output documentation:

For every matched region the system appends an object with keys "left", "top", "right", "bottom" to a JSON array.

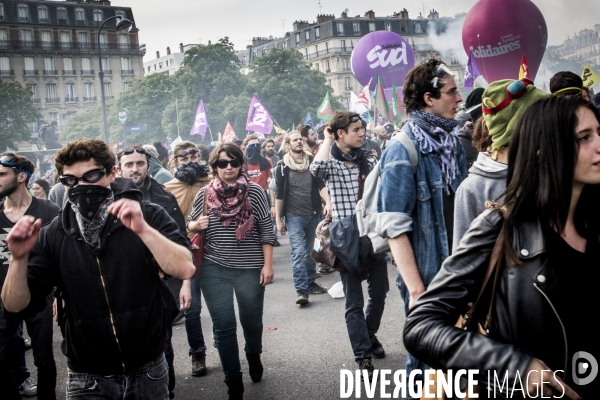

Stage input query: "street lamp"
[{"left": 98, "top": 16, "right": 133, "bottom": 144}]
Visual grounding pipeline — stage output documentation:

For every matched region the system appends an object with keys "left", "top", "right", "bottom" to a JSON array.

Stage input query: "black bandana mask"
[
  {"left": 245, "top": 143, "right": 261, "bottom": 163},
  {"left": 67, "top": 185, "right": 114, "bottom": 253},
  {"left": 174, "top": 161, "right": 210, "bottom": 185}
]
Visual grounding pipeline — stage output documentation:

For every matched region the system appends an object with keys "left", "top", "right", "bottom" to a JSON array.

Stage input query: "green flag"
[
  {"left": 317, "top": 92, "right": 333, "bottom": 122},
  {"left": 373, "top": 75, "right": 391, "bottom": 122},
  {"left": 391, "top": 84, "right": 403, "bottom": 123}
]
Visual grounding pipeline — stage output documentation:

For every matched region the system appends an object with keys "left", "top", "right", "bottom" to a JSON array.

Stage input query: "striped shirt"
[
  {"left": 310, "top": 153, "right": 377, "bottom": 221},
  {"left": 188, "top": 182, "right": 275, "bottom": 269}
]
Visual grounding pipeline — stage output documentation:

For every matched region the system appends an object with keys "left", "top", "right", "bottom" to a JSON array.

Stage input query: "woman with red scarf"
[{"left": 187, "top": 143, "right": 275, "bottom": 400}]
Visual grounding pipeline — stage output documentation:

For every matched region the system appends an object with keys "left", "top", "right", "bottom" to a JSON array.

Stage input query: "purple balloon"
[{"left": 351, "top": 31, "right": 416, "bottom": 91}]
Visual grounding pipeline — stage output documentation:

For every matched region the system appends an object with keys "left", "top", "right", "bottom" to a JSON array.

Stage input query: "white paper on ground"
[{"left": 328, "top": 281, "right": 345, "bottom": 298}]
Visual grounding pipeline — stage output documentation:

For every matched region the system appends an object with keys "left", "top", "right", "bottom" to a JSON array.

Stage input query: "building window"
[
  {"left": 78, "top": 32, "right": 89, "bottom": 49},
  {"left": 65, "top": 83, "right": 76, "bottom": 101},
  {"left": 337, "top": 22, "right": 344, "bottom": 35},
  {"left": 261, "top": 47, "right": 266, "bottom": 56},
  {"left": 101, "top": 58, "right": 111, "bottom": 73},
  {"left": 314, "top": 63, "right": 319, "bottom": 71},
  {"left": 158, "top": 62, "right": 163, "bottom": 69},
  {"left": 305, "top": 30, "right": 310, "bottom": 42},
  {"left": 24, "top": 56, "right": 35, "bottom": 74},
  {"left": 18, "top": 4, "right": 29, "bottom": 22},
  {"left": 121, "top": 57, "right": 133, "bottom": 74},
  {"left": 353, "top": 22, "right": 360, "bottom": 35},
  {"left": 0, "top": 4, "right": 4, "bottom": 21},
  {"left": 369, "top": 22, "right": 376, "bottom": 32},
  {"left": 295, "top": 33, "right": 300, "bottom": 45},
  {"left": 342, "top": 58, "right": 350, "bottom": 71},
  {"left": 326, "top": 60, "right": 331, "bottom": 72},
  {"left": 315, "top": 45, "right": 319, "bottom": 57},
  {"left": 20, "top": 29, "right": 33, "bottom": 46},
  {"left": 118, "top": 34, "right": 129, "bottom": 49},
  {"left": 400, "top": 22, "right": 407, "bottom": 33},
  {"left": 124, "top": 82, "right": 131, "bottom": 91},
  {"left": 340, "top": 40, "right": 347, "bottom": 52},
  {"left": 81, "top": 57, "right": 92, "bottom": 75},
  {"left": 315, "top": 27, "right": 320, "bottom": 40},
  {"left": 60, "top": 32, "right": 71, "bottom": 49},
  {"left": 385, "top": 22, "right": 391, "bottom": 31},
  {"left": 147, "top": 66, "right": 151, "bottom": 72},
  {"left": 0, "top": 56, "right": 10, "bottom": 75},
  {"left": 57, "top": 8, "right": 67, "bottom": 24},
  {"left": 84, "top": 83, "right": 94, "bottom": 101},
  {"left": 43, "top": 57, "right": 56, "bottom": 75},
  {"left": 0, "top": 28, "right": 7, "bottom": 41},
  {"left": 41, "top": 31, "right": 52, "bottom": 49},
  {"left": 99, "top": 33, "right": 107, "bottom": 48},
  {"left": 415, "top": 23, "right": 422, "bottom": 34},
  {"left": 344, "top": 77, "right": 352, "bottom": 90},
  {"left": 93, "top": 10, "right": 103, "bottom": 25},
  {"left": 37, "top": 6, "right": 49, "bottom": 23},
  {"left": 103, "top": 82, "right": 112, "bottom": 99},
  {"left": 46, "top": 83, "right": 58, "bottom": 102},
  {"left": 75, "top": 8, "right": 85, "bottom": 24},
  {"left": 63, "top": 57, "right": 75, "bottom": 75},
  {"left": 115, "top": 10, "right": 125, "bottom": 20},
  {"left": 325, "top": 42, "right": 329, "bottom": 54},
  {"left": 26, "top": 84, "right": 37, "bottom": 100}
]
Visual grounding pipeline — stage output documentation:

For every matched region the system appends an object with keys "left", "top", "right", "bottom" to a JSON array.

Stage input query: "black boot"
[
  {"left": 246, "top": 352, "right": 263, "bottom": 383},
  {"left": 225, "top": 375, "right": 244, "bottom": 400}
]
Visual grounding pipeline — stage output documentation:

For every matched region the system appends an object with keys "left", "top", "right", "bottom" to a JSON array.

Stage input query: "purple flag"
[
  {"left": 246, "top": 96, "right": 274, "bottom": 136},
  {"left": 190, "top": 99, "right": 209, "bottom": 138},
  {"left": 464, "top": 51, "right": 482, "bottom": 90}
]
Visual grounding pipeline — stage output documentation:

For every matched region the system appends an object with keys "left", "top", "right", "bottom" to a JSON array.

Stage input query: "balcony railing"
[
  {"left": 23, "top": 69, "right": 38, "bottom": 76},
  {"left": 0, "top": 40, "right": 143, "bottom": 53},
  {"left": 83, "top": 96, "right": 97, "bottom": 102},
  {"left": 104, "top": 95, "right": 114, "bottom": 100},
  {"left": 300, "top": 46, "right": 352, "bottom": 61},
  {"left": 121, "top": 69, "right": 134, "bottom": 75},
  {"left": 31, "top": 98, "right": 41, "bottom": 104},
  {"left": 345, "top": 86, "right": 353, "bottom": 91},
  {"left": 18, "top": 16, "right": 30, "bottom": 23},
  {"left": 75, "top": 19, "right": 87, "bottom": 26},
  {"left": 81, "top": 69, "right": 95, "bottom": 75},
  {"left": 65, "top": 97, "right": 78, "bottom": 103},
  {"left": 93, "top": 20, "right": 103, "bottom": 27},
  {"left": 102, "top": 70, "right": 112, "bottom": 75},
  {"left": 58, "top": 19, "right": 68, "bottom": 25},
  {"left": 43, "top": 70, "right": 58, "bottom": 76},
  {"left": 45, "top": 98, "right": 61, "bottom": 104},
  {"left": 38, "top": 18, "right": 49, "bottom": 23},
  {"left": 63, "top": 70, "right": 77, "bottom": 76},
  {"left": 0, "top": 70, "right": 15, "bottom": 76}
]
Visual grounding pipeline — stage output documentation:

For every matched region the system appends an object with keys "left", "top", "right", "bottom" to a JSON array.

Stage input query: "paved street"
[{"left": 25, "top": 234, "right": 410, "bottom": 399}]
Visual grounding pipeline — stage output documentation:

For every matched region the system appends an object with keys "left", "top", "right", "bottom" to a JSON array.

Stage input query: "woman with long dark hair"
[
  {"left": 404, "top": 95, "right": 599, "bottom": 399},
  {"left": 187, "top": 143, "right": 274, "bottom": 399}
]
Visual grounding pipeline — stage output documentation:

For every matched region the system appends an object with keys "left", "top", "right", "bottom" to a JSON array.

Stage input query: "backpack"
[{"left": 355, "top": 125, "right": 418, "bottom": 254}]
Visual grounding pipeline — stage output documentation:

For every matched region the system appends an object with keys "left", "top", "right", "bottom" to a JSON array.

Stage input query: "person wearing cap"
[
  {"left": 456, "top": 87, "right": 484, "bottom": 169},
  {"left": 453, "top": 79, "right": 550, "bottom": 252},
  {"left": 0, "top": 152, "right": 59, "bottom": 399},
  {"left": 376, "top": 59, "right": 468, "bottom": 397}
]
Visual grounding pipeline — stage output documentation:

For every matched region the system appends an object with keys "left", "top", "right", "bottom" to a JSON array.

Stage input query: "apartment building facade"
[
  {"left": 0, "top": 0, "right": 145, "bottom": 133},
  {"left": 551, "top": 24, "right": 600, "bottom": 68}
]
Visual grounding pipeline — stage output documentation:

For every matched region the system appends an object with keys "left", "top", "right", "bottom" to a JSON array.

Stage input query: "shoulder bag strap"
[{"left": 202, "top": 186, "right": 208, "bottom": 217}]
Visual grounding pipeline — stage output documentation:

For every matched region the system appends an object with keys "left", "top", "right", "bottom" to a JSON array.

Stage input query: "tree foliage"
[{"left": 0, "top": 81, "right": 42, "bottom": 150}]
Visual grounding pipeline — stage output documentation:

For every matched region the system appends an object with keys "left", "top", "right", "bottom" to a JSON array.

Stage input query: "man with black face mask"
[
  {"left": 2, "top": 139, "right": 195, "bottom": 399},
  {"left": 242, "top": 134, "right": 273, "bottom": 192}
]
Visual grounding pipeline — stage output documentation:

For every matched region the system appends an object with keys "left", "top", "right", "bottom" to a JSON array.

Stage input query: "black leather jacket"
[{"left": 403, "top": 208, "right": 591, "bottom": 395}]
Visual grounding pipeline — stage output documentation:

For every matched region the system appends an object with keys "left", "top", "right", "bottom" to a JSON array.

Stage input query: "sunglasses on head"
[
  {"left": 339, "top": 114, "right": 362, "bottom": 130},
  {"left": 177, "top": 149, "right": 198, "bottom": 158},
  {"left": 0, "top": 153, "right": 32, "bottom": 178},
  {"left": 59, "top": 168, "right": 106, "bottom": 187},
  {"left": 216, "top": 159, "right": 241, "bottom": 169},
  {"left": 123, "top": 147, "right": 146, "bottom": 156}
]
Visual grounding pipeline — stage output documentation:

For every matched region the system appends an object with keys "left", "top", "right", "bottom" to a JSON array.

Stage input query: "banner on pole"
[
  {"left": 190, "top": 99, "right": 209, "bottom": 138},
  {"left": 246, "top": 96, "right": 274, "bottom": 135},
  {"left": 222, "top": 122, "right": 237, "bottom": 143},
  {"left": 582, "top": 64, "right": 600, "bottom": 89},
  {"left": 317, "top": 92, "right": 333, "bottom": 122},
  {"left": 464, "top": 51, "right": 482, "bottom": 90}
]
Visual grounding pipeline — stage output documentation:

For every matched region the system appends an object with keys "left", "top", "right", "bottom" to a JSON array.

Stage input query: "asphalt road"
[{"left": 24, "top": 234, "right": 410, "bottom": 400}]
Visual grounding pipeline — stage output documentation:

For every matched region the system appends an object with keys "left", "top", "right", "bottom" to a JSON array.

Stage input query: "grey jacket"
[{"left": 452, "top": 152, "right": 507, "bottom": 252}]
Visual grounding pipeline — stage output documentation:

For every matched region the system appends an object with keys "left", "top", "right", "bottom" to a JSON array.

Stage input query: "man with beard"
[
  {"left": 275, "top": 132, "right": 331, "bottom": 305},
  {"left": 373, "top": 124, "right": 392, "bottom": 151},
  {"left": 2, "top": 139, "right": 195, "bottom": 399},
  {"left": 377, "top": 59, "right": 467, "bottom": 398},
  {"left": 261, "top": 139, "right": 279, "bottom": 167},
  {"left": 117, "top": 145, "right": 191, "bottom": 399},
  {"left": 0, "top": 153, "right": 59, "bottom": 400},
  {"left": 299, "top": 124, "right": 320, "bottom": 156}
]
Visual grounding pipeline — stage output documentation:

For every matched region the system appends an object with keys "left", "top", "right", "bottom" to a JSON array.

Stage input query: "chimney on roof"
[
  {"left": 365, "top": 10, "right": 375, "bottom": 19},
  {"left": 180, "top": 43, "right": 184, "bottom": 53},
  {"left": 341, "top": 11, "right": 348, "bottom": 19},
  {"left": 428, "top": 9, "right": 439, "bottom": 19},
  {"left": 316, "top": 14, "right": 335, "bottom": 23},
  {"left": 166, "top": 47, "right": 171, "bottom": 55},
  {"left": 156, "top": 51, "right": 160, "bottom": 59}
]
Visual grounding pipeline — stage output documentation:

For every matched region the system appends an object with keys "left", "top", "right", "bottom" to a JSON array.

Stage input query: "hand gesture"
[
  {"left": 194, "top": 216, "right": 209, "bottom": 231},
  {"left": 277, "top": 220, "right": 287, "bottom": 235},
  {"left": 107, "top": 199, "right": 147, "bottom": 235},
  {"left": 324, "top": 126, "right": 335, "bottom": 142},
  {"left": 260, "top": 264, "right": 274, "bottom": 286},
  {"left": 6, "top": 216, "right": 41, "bottom": 260}
]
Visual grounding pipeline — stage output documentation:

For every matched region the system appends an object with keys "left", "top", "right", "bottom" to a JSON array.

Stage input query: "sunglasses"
[
  {"left": 216, "top": 159, "right": 241, "bottom": 169},
  {"left": 0, "top": 153, "right": 32, "bottom": 178},
  {"left": 59, "top": 168, "right": 106, "bottom": 187},
  {"left": 177, "top": 149, "right": 198, "bottom": 158},
  {"left": 123, "top": 147, "right": 146, "bottom": 155}
]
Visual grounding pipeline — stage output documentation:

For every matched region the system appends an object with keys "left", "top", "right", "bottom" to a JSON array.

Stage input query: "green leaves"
[{"left": 0, "top": 81, "right": 43, "bottom": 150}]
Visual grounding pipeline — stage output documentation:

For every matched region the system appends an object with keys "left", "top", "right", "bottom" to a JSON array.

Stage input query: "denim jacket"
[{"left": 376, "top": 122, "right": 467, "bottom": 288}]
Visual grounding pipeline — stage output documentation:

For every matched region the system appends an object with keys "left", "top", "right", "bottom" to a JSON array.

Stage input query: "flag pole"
[{"left": 207, "top": 125, "right": 214, "bottom": 142}]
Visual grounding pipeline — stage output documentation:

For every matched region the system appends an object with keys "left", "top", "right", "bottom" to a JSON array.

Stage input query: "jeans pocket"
[
  {"left": 144, "top": 359, "right": 169, "bottom": 381},
  {"left": 66, "top": 372, "right": 98, "bottom": 397}
]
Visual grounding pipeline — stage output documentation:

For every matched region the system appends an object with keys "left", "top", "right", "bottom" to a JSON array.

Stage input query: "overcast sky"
[{"left": 104, "top": 0, "right": 598, "bottom": 62}]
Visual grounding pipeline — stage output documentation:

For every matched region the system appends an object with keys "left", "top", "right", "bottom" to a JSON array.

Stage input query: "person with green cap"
[{"left": 452, "top": 79, "right": 549, "bottom": 251}]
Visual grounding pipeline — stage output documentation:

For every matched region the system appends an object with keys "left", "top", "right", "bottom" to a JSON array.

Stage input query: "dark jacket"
[
  {"left": 9, "top": 178, "right": 188, "bottom": 375},
  {"left": 274, "top": 156, "right": 325, "bottom": 216},
  {"left": 404, "top": 208, "right": 590, "bottom": 395},
  {"left": 457, "top": 122, "right": 478, "bottom": 170},
  {"left": 138, "top": 175, "right": 187, "bottom": 239}
]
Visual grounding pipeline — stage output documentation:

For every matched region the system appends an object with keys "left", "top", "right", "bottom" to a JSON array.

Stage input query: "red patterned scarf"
[{"left": 207, "top": 172, "right": 254, "bottom": 244}]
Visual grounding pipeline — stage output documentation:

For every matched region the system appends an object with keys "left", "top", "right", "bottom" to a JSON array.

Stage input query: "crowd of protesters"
[{"left": 0, "top": 59, "right": 599, "bottom": 400}]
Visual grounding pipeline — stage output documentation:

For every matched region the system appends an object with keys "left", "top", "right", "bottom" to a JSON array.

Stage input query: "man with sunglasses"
[
  {"left": 0, "top": 153, "right": 59, "bottom": 400},
  {"left": 2, "top": 139, "right": 195, "bottom": 399},
  {"left": 377, "top": 59, "right": 467, "bottom": 398},
  {"left": 117, "top": 145, "right": 190, "bottom": 398},
  {"left": 310, "top": 111, "right": 388, "bottom": 379}
]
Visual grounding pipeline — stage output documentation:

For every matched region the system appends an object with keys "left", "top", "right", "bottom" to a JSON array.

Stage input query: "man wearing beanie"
[
  {"left": 376, "top": 59, "right": 468, "bottom": 399},
  {"left": 452, "top": 79, "right": 549, "bottom": 251},
  {"left": 456, "top": 87, "right": 484, "bottom": 169}
]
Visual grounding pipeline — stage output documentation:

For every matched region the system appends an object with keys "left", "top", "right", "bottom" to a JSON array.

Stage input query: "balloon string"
[{"left": 476, "top": 34, "right": 489, "bottom": 83}]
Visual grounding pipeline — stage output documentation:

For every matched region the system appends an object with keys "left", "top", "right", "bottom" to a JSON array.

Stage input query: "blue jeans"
[
  {"left": 397, "top": 273, "right": 429, "bottom": 400},
  {"left": 285, "top": 213, "right": 320, "bottom": 291},
  {"left": 200, "top": 259, "right": 264, "bottom": 380},
  {"left": 339, "top": 255, "right": 389, "bottom": 363},
  {"left": 65, "top": 354, "right": 169, "bottom": 399},
  {"left": 183, "top": 275, "right": 207, "bottom": 355}
]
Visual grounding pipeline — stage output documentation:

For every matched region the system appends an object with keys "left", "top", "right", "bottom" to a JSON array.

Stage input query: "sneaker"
[
  {"left": 191, "top": 352, "right": 207, "bottom": 377},
  {"left": 370, "top": 335, "right": 386, "bottom": 359},
  {"left": 18, "top": 378, "right": 37, "bottom": 397},
  {"left": 318, "top": 265, "right": 335, "bottom": 275},
  {"left": 358, "top": 358, "right": 374, "bottom": 381},
  {"left": 296, "top": 290, "right": 309, "bottom": 305},
  {"left": 308, "top": 282, "right": 328, "bottom": 294}
]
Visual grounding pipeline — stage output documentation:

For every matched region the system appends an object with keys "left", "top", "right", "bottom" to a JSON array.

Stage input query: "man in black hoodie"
[{"left": 2, "top": 139, "right": 195, "bottom": 399}]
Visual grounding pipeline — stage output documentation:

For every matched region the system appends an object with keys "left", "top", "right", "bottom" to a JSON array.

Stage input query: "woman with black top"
[
  {"left": 403, "top": 95, "right": 599, "bottom": 399},
  {"left": 187, "top": 143, "right": 274, "bottom": 399}
]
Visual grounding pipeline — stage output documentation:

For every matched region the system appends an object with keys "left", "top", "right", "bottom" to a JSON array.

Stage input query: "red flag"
[
  {"left": 222, "top": 122, "right": 237, "bottom": 143},
  {"left": 518, "top": 55, "right": 530, "bottom": 80}
]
